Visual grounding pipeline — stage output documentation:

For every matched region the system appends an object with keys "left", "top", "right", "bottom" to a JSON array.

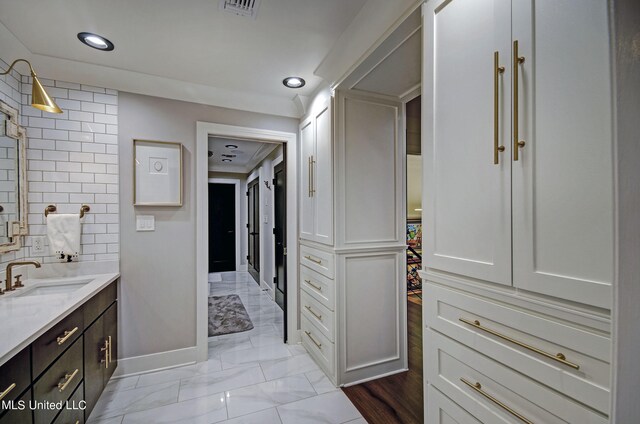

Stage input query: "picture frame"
[{"left": 133, "top": 139, "right": 183, "bottom": 206}]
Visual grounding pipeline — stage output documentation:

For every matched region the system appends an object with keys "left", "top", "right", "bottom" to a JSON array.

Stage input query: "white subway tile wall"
[
  {"left": 0, "top": 59, "right": 119, "bottom": 264},
  {"left": 22, "top": 75, "right": 119, "bottom": 263}
]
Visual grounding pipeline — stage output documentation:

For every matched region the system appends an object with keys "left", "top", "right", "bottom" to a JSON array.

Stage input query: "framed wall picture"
[{"left": 133, "top": 140, "right": 183, "bottom": 206}]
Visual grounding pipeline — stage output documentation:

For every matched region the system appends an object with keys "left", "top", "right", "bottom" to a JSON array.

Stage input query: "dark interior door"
[
  {"left": 274, "top": 162, "right": 287, "bottom": 310},
  {"left": 247, "top": 178, "right": 260, "bottom": 283},
  {"left": 209, "top": 183, "right": 236, "bottom": 272}
]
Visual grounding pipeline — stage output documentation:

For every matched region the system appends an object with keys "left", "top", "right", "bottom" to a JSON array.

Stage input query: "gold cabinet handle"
[
  {"left": 305, "top": 305, "right": 323, "bottom": 320},
  {"left": 494, "top": 51, "right": 506, "bottom": 164},
  {"left": 0, "top": 383, "right": 16, "bottom": 401},
  {"left": 304, "top": 255, "right": 322, "bottom": 265},
  {"left": 57, "top": 369, "right": 79, "bottom": 392},
  {"left": 304, "top": 330, "right": 322, "bottom": 349},
  {"left": 109, "top": 335, "right": 112, "bottom": 366},
  {"left": 304, "top": 279, "right": 322, "bottom": 291},
  {"left": 308, "top": 156, "right": 312, "bottom": 197},
  {"left": 513, "top": 40, "right": 526, "bottom": 161},
  {"left": 101, "top": 338, "right": 110, "bottom": 369},
  {"left": 459, "top": 318, "right": 579, "bottom": 370},
  {"left": 310, "top": 155, "right": 316, "bottom": 196},
  {"left": 460, "top": 378, "right": 533, "bottom": 424},
  {"left": 56, "top": 327, "right": 79, "bottom": 345}
]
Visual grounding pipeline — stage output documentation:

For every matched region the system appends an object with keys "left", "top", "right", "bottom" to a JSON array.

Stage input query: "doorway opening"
[{"left": 198, "top": 124, "right": 298, "bottom": 359}]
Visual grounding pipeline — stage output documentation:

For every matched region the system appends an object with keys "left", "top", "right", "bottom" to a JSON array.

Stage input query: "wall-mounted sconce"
[
  {"left": 264, "top": 180, "right": 272, "bottom": 190},
  {"left": 0, "top": 59, "right": 63, "bottom": 113}
]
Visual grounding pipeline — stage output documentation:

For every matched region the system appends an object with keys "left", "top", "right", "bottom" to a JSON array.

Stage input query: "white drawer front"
[
  {"left": 424, "top": 283, "right": 610, "bottom": 414},
  {"left": 426, "top": 329, "right": 608, "bottom": 424},
  {"left": 301, "top": 315, "right": 335, "bottom": 376},
  {"left": 301, "top": 290, "right": 335, "bottom": 342},
  {"left": 300, "top": 265, "right": 335, "bottom": 311},
  {"left": 427, "top": 385, "right": 482, "bottom": 424},
  {"left": 300, "top": 244, "right": 334, "bottom": 279}
]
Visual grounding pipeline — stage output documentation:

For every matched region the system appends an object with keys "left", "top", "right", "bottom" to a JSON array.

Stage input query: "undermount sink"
[{"left": 11, "top": 279, "right": 93, "bottom": 297}]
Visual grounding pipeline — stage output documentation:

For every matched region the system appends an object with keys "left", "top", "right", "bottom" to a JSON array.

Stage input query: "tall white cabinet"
[
  {"left": 299, "top": 90, "right": 407, "bottom": 386},
  {"left": 423, "top": 0, "right": 613, "bottom": 422}
]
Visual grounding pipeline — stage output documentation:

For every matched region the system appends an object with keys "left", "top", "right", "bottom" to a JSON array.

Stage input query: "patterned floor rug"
[{"left": 208, "top": 294, "right": 254, "bottom": 336}]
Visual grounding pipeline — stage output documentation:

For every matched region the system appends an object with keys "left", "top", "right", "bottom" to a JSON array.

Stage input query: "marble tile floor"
[{"left": 88, "top": 271, "right": 364, "bottom": 424}]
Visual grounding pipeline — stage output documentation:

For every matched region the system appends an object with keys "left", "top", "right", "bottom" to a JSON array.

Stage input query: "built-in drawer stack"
[
  {"left": 300, "top": 244, "right": 336, "bottom": 382},
  {"left": 424, "top": 282, "right": 611, "bottom": 423}
]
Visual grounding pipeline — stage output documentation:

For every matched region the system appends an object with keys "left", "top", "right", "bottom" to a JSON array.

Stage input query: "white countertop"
[{"left": 0, "top": 272, "right": 119, "bottom": 367}]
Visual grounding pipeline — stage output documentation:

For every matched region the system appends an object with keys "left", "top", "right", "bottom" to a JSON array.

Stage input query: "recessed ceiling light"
[
  {"left": 283, "top": 77, "right": 305, "bottom": 89},
  {"left": 222, "top": 159, "right": 232, "bottom": 162},
  {"left": 77, "top": 32, "right": 114, "bottom": 51},
  {"left": 225, "top": 144, "right": 238, "bottom": 149}
]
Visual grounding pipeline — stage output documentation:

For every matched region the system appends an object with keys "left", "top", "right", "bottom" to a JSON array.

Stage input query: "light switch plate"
[{"left": 136, "top": 215, "right": 155, "bottom": 231}]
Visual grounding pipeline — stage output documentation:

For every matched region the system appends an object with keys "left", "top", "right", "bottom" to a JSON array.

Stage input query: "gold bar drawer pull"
[
  {"left": 305, "top": 305, "right": 323, "bottom": 320},
  {"left": 459, "top": 318, "right": 579, "bottom": 370},
  {"left": 56, "top": 327, "right": 79, "bottom": 345},
  {"left": 0, "top": 383, "right": 16, "bottom": 401},
  {"left": 304, "top": 330, "right": 322, "bottom": 349},
  {"left": 304, "top": 255, "right": 322, "bottom": 265},
  {"left": 304, "top": 279, "right": 322, "bottom": 291},
  {"left": 460, "top": 378, "right": 533, "bottom": 424},
  {"left": 57, "top": 369, "right": 79, "bottom": 392}
]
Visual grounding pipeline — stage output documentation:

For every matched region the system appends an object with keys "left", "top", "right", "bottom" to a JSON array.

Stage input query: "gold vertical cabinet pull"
[
  {"left": 494, "top": 51, "right": 506, "bottom": 165},
  {"left": 109, "top": 335, "right": 112, "bottom": 366},
  {"left": 513, "top": 40, "right": 526, "bottom": 161},
  {"left": 56, "top": 327, "right": 79, "bottom": 345},
  {"left": 459, "top": 318, "right": 580, "bottom": 370},
  {"left": 308, "top": 157, "right": 312, "bottom": 197},
  {"left": 460, "top": 378, "right": 533, "bottom": 424},
  {"left": 304, "top": 330, "right": 322, "bottom": 349},
  {"left": 0, "top": 383, "right": 16, "bottom": 401},
  {"left": 57, "top": 369, "right": 79, "bottom": 392},
  {"left": 304, "top": 255, "right": 322, "bottom": 265},
  {"left": 304, "top": 279, "right": 322, "bottom": 291},
  {"left": 101, "top": 338, "right": 110, "bottom": 369},
  {"left": 310, "top": 155, "right": 316, "bottom": 196},
  {"left": 305, "top": 305, "right": 323, "bottom": 320}
]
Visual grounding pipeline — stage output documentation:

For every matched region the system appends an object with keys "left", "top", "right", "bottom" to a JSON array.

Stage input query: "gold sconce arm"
[{"left": 0, "top": 58, "right": 63, "bottom": 114}]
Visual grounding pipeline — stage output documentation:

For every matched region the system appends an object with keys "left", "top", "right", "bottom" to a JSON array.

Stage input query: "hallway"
[{"left": 87, "top": 272, "right": 364, "bottom": 424}]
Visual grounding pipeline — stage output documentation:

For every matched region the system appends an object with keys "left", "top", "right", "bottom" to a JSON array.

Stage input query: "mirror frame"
[{"left": 0, "top": 100, "right": 28, "bottom": 253}]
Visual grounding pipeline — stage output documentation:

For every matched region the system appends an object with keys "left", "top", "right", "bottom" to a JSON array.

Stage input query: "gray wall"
[
  {"left": 118, "top": 92, "right": 297, "bottom": 358},
  {"left": 612, "top": 0, "right": 640, "bottom": 421}
]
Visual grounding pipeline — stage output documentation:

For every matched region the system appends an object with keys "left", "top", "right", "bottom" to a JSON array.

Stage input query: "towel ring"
[{"left": 44, "top": 205, "right": 56, "bottom": 217}]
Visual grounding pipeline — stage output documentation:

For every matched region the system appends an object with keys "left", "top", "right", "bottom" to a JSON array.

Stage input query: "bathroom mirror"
[{"left": 0, "top": 100, "right": 27, "bottom": 252}]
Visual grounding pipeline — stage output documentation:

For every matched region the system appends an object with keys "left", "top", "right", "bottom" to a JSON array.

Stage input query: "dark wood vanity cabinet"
[{"left": 0, "top": 279, "right": 118, "bottom": 424}]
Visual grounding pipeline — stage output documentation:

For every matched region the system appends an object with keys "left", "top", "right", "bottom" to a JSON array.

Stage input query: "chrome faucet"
[{"left": 2, "top": 261, "right": 41, "bottom": 294}]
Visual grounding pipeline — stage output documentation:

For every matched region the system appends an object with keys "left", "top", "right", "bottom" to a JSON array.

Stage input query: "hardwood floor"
[{"left": 342, "top": 300, "right": 423, "bottom": 424}]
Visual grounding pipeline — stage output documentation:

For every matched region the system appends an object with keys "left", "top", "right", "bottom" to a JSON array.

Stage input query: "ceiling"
[
  {"left": 0, "top": 0, "right": 368, "bottom": 113},
  {"left": 208, "top": 137, "right": 279, "bottom": 173}
]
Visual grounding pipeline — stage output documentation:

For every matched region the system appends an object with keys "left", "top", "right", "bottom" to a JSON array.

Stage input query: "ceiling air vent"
[{"left": 219, "top": 0, "right": 262, "bottom": 19}]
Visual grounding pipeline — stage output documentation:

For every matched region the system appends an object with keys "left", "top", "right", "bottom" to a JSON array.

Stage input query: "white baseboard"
[
  {"left": 341, "top": 368, "right": 409, "bottom": 387},
  {"left": 261, "top": 280, "right": 274, "bottom": 299},
  {"left": 114, "top": 346, "right": 197, "bottom": 378}
]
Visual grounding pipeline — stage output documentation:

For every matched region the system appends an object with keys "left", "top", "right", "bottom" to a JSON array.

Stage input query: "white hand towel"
[{"left": 47, "top": 214, "right": 81, "bottom": 257}]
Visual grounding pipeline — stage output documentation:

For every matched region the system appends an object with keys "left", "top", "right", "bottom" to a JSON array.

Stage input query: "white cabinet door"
[
  {"left": 313, "top": 98, "right": 333, "bottom": 245},
  {"left": 423, "top": 0, "right": 512, "bottom": 285},
  {"left": 300, "top": 117, "right": 315, "bottom": 241},
  {"left": 511, "top": 0, "right": 613, "bottom": 308}
]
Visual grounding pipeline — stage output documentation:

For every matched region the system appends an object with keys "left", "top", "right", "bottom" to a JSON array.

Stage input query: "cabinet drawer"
[
  {"left": 0, "top": 346, "right": 30, "bottom": 411},
  {"left": 33, "top": 307, "right": 84, "bottom": 379},
  {"left": 0, "top": 389, "right": 32, "bottom": 424},
  {"left": 426, "top": 329, "right": 607, "bottom": 424},
  {"left": 301, "top": 290, "right": 334, "bottom": 342},
  {"left": 34, "top": 338, "right": 83, "bottom": 424},
  {"left": 84, "top": 281, "right": 117, "bottom": 326},
  {"left": 427, "top": 385, "right": 481, "bottom": 424},
  {"left": 52, "top": 382, "right": 84, "bottom": 424},
  {"left": 300, "top": 265, "right": 335, "bottom": 311},
  {"left": 300, "top": 245, "right": 334, "bottom": 279},
  {"left": 301, "top": 316, "right": 335, "bottom": 376},
  {"left": 424, "top": 283, "right": 610, "bottom": 414}
]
